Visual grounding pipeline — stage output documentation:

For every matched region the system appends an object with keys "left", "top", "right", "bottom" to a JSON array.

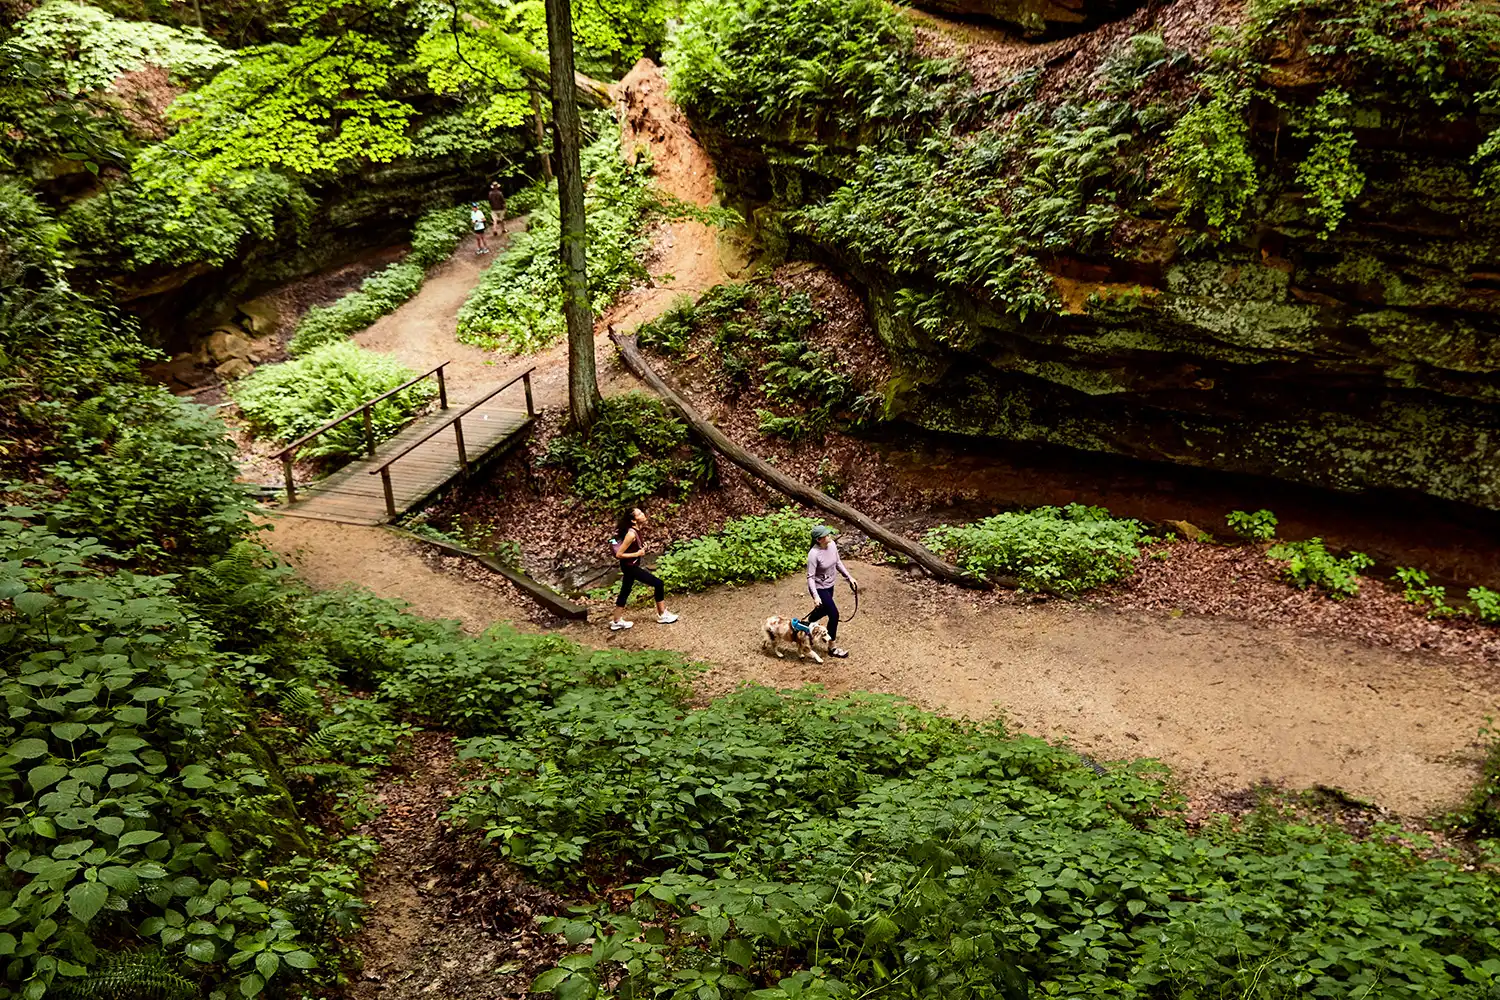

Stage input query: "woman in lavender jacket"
[{"left": 804, "top": 525, "right": 857, "bottom": 658}]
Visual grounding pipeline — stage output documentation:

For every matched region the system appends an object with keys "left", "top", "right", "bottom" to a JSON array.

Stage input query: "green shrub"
[
  {"left": 0, "top": 519, "right": 356, "bottom": 1000},
  {"left": 653, "top": 509, "right": 819, "bottom": 593},
  {"left": 48, "top": 387, "right": 252, "bottom": 559},
  {"left": 1394, "top": 566, "right": 1459, "bottom": 618},
  {"left": 1157, "top": 87, "right": 1259, "bottom": 234},
  {"left": 446, "top": 680, "right": 1500, "bottom": 999},
  {"left": 1226, "top": 507, "right": 1277, "bottom": 540},
  {"left": 1470, "top": 586, "right": 1500, "bottom": 624},
  {"left": 1266, "top": 537, "right": 1373, "bottom": 598},
  {"left": 232, "top": 341, "right": 435, "bottom": 460},
  {"left": 457, "top": 121, "right": 657, "bottom": 353},
  {"left": 288, "top": 204, "right": 472, "bottom": 355},
  {"left": 541, "top": 392, "right": 710, "bottom": 511},
  {"left": 925, "top": 504, "right": 1146, "bottom": 593}
]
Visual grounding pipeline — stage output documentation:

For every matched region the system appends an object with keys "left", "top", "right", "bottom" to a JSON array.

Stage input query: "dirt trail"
[
  {"left": 566, "top": 562, "right": 1495, "bottom": 816},
  {"left": 259, "top": 58, "right": 1499, "bottom": 818}
]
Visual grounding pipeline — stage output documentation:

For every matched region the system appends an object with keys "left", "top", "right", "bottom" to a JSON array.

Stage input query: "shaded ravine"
[{"left": 257, "top": 58, "right": 1498, "bottom": 822}]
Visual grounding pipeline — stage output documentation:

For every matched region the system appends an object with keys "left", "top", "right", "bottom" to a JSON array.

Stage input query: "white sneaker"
[
  {"left": 656, "top": 612, "right": 679, "bottom": 624},
  {"left": 610, "top": 620, "right": 633, "bottom": 631}
]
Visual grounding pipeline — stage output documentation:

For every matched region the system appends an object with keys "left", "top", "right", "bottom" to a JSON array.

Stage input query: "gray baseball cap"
[{"left": 810, "top": 526, "right": 832, "bottom": 542}]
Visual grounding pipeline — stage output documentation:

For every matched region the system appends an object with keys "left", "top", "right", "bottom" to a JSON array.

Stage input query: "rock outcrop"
[{"left": 677, "top": 2, "right": 1500, "bottom": 510}]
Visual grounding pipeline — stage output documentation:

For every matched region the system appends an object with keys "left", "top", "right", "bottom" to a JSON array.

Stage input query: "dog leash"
[{"left": 844, "top": 583, "right": 859, "bottom": 622}]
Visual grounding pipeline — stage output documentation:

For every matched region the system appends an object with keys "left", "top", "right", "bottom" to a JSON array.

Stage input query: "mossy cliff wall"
[{"left": 673, "top": 0, "right": 1500, "bottom": 509}]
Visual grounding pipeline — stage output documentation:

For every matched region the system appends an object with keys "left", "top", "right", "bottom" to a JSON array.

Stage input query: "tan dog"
[{"left": 762, "top": 616, "right": 830, "bottom": 663}]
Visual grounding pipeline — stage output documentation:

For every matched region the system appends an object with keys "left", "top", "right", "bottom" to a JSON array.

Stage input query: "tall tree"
[{"left": 543, "top": 0, "right": 600, "bottom": 430}]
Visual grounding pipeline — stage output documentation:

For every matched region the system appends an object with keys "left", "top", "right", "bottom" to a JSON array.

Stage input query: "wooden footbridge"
[{"left": 270, "top": 363, "right": 535, "bottom": 526}]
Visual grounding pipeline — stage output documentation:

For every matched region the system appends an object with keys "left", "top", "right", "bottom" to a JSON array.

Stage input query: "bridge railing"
[
  {"left": 367, "top": 367, "right": 536, "bottom": 519},
  {"left": 270, "top": 361, "right": 450, "bottom": 505}
]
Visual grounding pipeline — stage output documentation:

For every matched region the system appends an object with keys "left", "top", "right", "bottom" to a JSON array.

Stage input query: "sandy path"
[
  {"left": 565, "top": 562, "right": 1494, "bottom": 816},
  {"left": 257, "top": 512, "right": 1495, "bottom": 815}
]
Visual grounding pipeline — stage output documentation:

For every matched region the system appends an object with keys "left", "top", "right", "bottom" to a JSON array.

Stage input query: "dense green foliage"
[
  {"left": 458, "top": 123, "right": 658, "bottom": 353},
  {"left": 667, "top": 0, "right": 958, "bottom": 139},
  {"left": 447, "top": 681, "right": 1500, "bottom": 999},
  {"left": 652, "top": 509, "right": 818, "bottom": 592},
  {"left": 542, "top": 392, "right": 712, "bottom": 511},
  {"left": 1265, "top": 537, "right": 1373, "bottom": 598},
  {"left": 231, "top": 342, "right": 436, "bottom": 460},
  {"left": 637, "top": 283, "right": 873, "bottom": 439},
  {"left": 926, "top": 505, "right": 1146, "bottom": 594},
  {"left": 3, "top": 0, "right": 227, "bottom": 93},
  {"left": 288, "top": 205, "right": 471, "bottom": 354}
]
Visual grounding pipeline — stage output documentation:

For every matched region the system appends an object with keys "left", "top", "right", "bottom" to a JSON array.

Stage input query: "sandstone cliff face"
[{"left": 677, "top": 0, "right": 1500, "bottom": 509}]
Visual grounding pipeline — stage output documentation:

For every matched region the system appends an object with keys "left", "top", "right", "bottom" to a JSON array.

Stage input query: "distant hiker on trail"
[
  {"left": 471, "top": 203, "right": 490, "bottom": 254},
  {"left": 488, "top": 182, "right": 507, "bottom": 234},
  {"left": 609, "top": 507, "right": 679, "bottom": 631},
  {"left": 800, "top": 525, "right": 856, "bottom": 658}
]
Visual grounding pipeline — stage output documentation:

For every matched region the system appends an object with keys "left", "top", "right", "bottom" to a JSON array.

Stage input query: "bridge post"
[
  {"left": 453, "top": 418, "right": 469, "bottom": 471},
  {"left": 437, "top": 365, "right": 448, "bottom": 409},
  {"left": 362, "top": 407, "right": 375, "bottom": 456},
  {"left": 380, "top": 468, "right": 396, "bottom": 520},
  {"left": 282, "top": 453, "right": 297, "bottom": 505},
  {"left": 523, "top": 371, "right": 534, "bottom": 416}
]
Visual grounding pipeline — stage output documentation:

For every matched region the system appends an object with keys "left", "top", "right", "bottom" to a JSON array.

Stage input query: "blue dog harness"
[{"left": 789, "top": 618, "right": 812, "bottom": 636}]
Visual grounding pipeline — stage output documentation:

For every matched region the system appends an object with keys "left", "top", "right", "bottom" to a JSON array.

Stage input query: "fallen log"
[{"left": 610, "top": 331, "right": 991, "bottom": 590}]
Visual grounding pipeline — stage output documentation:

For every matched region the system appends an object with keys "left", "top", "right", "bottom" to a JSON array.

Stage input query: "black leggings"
[
  {"left": 806, "top": 587, "right": 838, "bottom": 641},
  {"left": 617, "top": 563, "right": 664, "bottom": 607}
]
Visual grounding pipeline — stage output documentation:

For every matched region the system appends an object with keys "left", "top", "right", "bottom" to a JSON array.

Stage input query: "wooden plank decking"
[{"left": 277, "top": 403, "right": 532, "bottom": 526}]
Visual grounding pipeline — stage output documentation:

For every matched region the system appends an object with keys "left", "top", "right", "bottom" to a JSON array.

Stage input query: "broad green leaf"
[
  {"left": 205, "top": 831, "right": 232, "bottom": 857},
  {"left": 531, "top": 969, "right": 570, "bottom": 993},
  {"left": 185, "top": 939, "right": 218, "bottom": 963},
  {"left": 51, "top": 723, "right": 87, "bottom": 742},
  {"left": 8, "top": 738, "right": 49, "bottom": 760},
  {"left": 99, "top": 867, "right": 140, "bottom": 895},
  {"left": 240, "top": 973, "right": 265, "bottom": 998},
  {"left": 13, "top": 591, "right": 55, "bottom": 615},
  {"left": 28, "top": 764, "right": 67, "bottom": 792},
  {"left": 67, "top": 882, "right": 109, "bottom": 924},
  {"left": 255, "top": 951, "right": 280, "bottom": 980},
  {"left": 118, "top": 830, "right": 162, "bottom": 848},
  {"left": 283, "top": 951, "right": 317, "bottom": 970}
]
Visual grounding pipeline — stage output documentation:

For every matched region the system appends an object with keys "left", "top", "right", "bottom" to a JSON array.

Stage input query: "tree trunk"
[
  {"left": 544, "top": 0, "right": 600, "bottom": 430},
  {"left": 610, "top": 331, "right": 994, "bottom": 590},
  {"left": 531, "top": 89, "right": 554, "bottom": 181}
]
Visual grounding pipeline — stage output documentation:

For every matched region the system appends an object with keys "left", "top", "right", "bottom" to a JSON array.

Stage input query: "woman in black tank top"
[{"left": 610, "top": 507, "right": 678, "bottom": 630}]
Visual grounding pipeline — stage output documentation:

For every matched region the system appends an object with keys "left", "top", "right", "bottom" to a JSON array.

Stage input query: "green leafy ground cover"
[
  {"left": 231, "top": 341, "right": 436, "bottom": 461},
  {"left": 448, "top": 681, "right": 1500, "bottom": 999},
  {"left": 287, "top": 205, "right": 473, "bottom": 355},
  {"left": 926, "top": 505, "right": 1147, "bottom": 593}
]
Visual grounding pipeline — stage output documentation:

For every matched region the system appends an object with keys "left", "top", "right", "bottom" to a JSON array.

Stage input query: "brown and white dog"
[{"left": 762, "top": 616, "right": 831, "bottom": 663}]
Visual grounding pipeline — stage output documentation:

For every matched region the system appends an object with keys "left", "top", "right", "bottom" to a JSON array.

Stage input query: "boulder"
[
  {"left": 246, "top": 337, "right": 279, "bottom": 364},
  {"left": 214, "top": 358, "right": 255, "bottom": 380},
  {"left": 1164, "top": 520, "right": 1211, "bottom": 543},
  {"left": 238, "top": 295, "right": 282, "bottom": 337},
  {"left": 206, "top": 326, "right": 252, "bottom": 364}
]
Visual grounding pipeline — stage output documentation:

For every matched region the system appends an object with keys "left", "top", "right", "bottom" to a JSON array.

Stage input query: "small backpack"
[{"left": 608, "top": 537, "right": 622, "bottom": 559}]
